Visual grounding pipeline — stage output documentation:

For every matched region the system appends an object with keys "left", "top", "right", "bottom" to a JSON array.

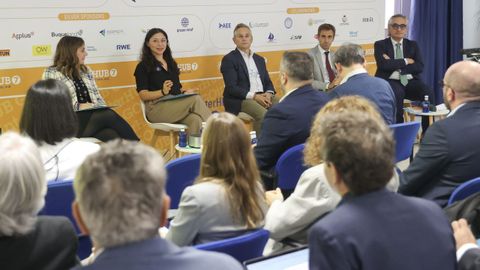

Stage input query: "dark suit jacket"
[
  {"left": 400, "top": 102, "right": 480, "bottom": 207},
  {"left": 374, "top": 37, "right": 424, "bottom": 80},
  {"left": 74, "top": 237, "right": 243, "bottom": 270},
  {"left": 254, "top": 84, "right": 329, "bottom": 171},
  {"left": 330, "top": 72, "right": 396, "bottom": 124},
  {"left": 308, "top": 189, "right": 457, "bottom": 270},
  {"left": 0, "top": 216, "right": 78, "bottom": 270},
  {"left": 459, "top": 248, "right": 480, "bottom": 270},
  {"left": 220, "top": 49, "right": 275, "bottom": 115}
]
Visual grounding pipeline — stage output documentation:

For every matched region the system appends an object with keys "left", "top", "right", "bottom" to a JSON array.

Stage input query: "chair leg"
[
  {"left": 169, "top": 131, "right": 177, "bottom": 159},
  {"left": 150, "top": 130, "right": 160, "bottom": 147}
]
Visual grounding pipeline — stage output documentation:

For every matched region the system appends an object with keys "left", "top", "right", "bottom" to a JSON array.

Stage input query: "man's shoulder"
[
  {"left": 307, "top": 46, "right": 318, "bottom": 55},
  {"left": 222, "top": 49, "right": 239, "bottom": 60},
  {"left": 374, "top": 37, "right": 390, "bottom": 45}
]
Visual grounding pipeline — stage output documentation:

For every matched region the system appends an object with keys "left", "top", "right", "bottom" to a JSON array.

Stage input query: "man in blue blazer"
[
  {"left": 255, "top": 51, "right": 329, "bottom": 190},
  {"left": 329, "top": 43, "right": 396, "bottom": 124},
  {"left": 221, "top": 23, "right": 276, "bottom": 135},
  {"left": 308, "top": 111, "right": 457, "bottom": 270},
  {"left": 72, "top": 140, "right": 243, "bottom": 270},
  {"left": 400, "top": 60, "right": 480, "bottom": 207},
  {"left": 374, "top": 14, "right": 434, "bottom": 124}
]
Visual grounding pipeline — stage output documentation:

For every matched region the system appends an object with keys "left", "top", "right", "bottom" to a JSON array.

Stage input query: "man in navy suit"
[
  {"left": 308, "top": 111, "right": 456, "bottom": 270},
  {"left": 255, "top": 51, "right": 329, "bottom": 190},
  {"left": 72, "top": 140, "right": 243, "bottom": 270},
  {"left": 330, "top": 43, "right": 396, "bottom": 124},
  {"left": 374, "top": 14, "right": 434, "bottom": 124},
  {"left": 221, "top": 23, "right": 277, "bottom": 135},
  {"left": 400, "top": 60, "right": 480, "bottom": 207}
]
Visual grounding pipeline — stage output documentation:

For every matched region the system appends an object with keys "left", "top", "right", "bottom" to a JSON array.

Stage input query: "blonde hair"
[
  {"left": 52, "top": 36, "right": 88, "bottom": 79},
  {"left": 197, "top": 112, "right": 265, "bottom": 228},
  {"left": 304, "top": 96, "right": 384, "bottom": 166}
]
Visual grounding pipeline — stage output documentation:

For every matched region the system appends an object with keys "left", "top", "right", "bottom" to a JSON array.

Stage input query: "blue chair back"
[
  {"left": 275, "top": 144, "right": 307, "bottom": 190},
  {"left": 41, "top": 180, "right": 92, "bottom": 259},
  {"left": 389, "top": 121, "right": 421, "bottom": 162},
  {"left": 195, "top": 229, "right": 269, "bottom": 263},
  {"left": 166, "top": 154, "right": 201, "bottom": 209},
  {"left": 448, "top": 177, "right": 480, "bottom": 205}
]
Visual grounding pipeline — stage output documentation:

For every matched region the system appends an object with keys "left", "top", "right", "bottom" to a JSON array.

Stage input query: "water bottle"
[
  {"left": 422, "top": 95, "right": 430, "bottom": 113},
  {"left": 179, "top": 128, "right": 187, "bottom": 147},
  {"left": 250, "top": 131, "right": 257, "bottom": 145}
]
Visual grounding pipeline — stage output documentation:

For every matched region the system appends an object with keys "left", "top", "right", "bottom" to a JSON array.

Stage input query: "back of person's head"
[
  {"left": 318, "top": 111, "right": 394, "bottom": 195},
  {"left": 53, "top": 35, "right": 87, "bottom": 78},
  {"left": 444, "top": 60, "right": 480, "bottom": 100},
  {"left": 305, "top": 96, "right": 383, "bottom": 166},
  {"left": 333, "top": 43, "right": 365, "bottom": 67},
  {"left": 0, "top": 132, "right": 45, "bottom": 236},
  {"left": 74, "top": 140, "right": 167, "bottom": 248},
  {"left": 317, "top": 23, "right": 336, "bottom": 35},
  {"left": 199, "top": 112, "right": 265, "bottom": 227},
  {"left": 280, "top": 51, "right": 314, "bottom": 82},
  {"left": 20, "top": 79, "right": 78, "bottom": 145}
]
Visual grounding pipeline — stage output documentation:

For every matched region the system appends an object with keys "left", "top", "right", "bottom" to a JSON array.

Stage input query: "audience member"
[
  {"left": 307, "top": 23, "right": 341, "bottom": 91},
  {"left": 221, "top": 23, "right": 277, "bottom": 135},
  {"left": 167, "top": 112, "right": 267, "bottom": 246},
  {"left": 374, "top": 14, "right": 434, "bottom": 125},
  {"left": 329, "top": 43, "right": 396, "bottom": 124},
  {"left": 308, "top": 111, "right": 456, "bottom": 270},
  {"left": 134, "top": 28, "right": 211, "bottom": 134},
  {"left": 263, "top": 96, "right": 399, "bottom": 254},
  {"left": 255, "top": 51, "right": 329, "bottom": 189},
  {"left": 452, "top": 218, "right": 480, "bottom": 270},
  {"left": 20, "top": 79, "right": 100, "bottom": 181},
  {"left": 72, "top": 140, "right": 243, "bottom": 270},
  {"left": 400, "top": 60, "right": 480, "bottom": 207},
  {"left": 43, "top": 36, "right": 138, "bottom": 142},
  {"left": 0, "top": 132, "right": 78, "bottom": 270}
]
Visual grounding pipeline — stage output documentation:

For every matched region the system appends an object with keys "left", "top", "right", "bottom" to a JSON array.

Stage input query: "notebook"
[{"left": 243, "top": 246, "right": 308, "bottom": 270}]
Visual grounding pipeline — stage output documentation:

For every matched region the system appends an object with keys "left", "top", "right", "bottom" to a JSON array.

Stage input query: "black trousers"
[{"left": 76, "top": 108, "right": 139, "bottom": 142}]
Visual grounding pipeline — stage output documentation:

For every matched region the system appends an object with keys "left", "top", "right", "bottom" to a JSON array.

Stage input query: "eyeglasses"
[{"left": 390, "top": 23, "right": 407, "bottom": 30}]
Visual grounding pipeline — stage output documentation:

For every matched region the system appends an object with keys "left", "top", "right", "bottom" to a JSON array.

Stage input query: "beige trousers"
[
  {"left": 241, "top": 96, "right": 280, "bottom": 136},
  {"left": 146, "top": 95, "right": 211, "bottom": 134}
]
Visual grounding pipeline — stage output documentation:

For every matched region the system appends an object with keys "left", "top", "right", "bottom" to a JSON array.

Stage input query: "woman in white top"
[
  {"left": 20, "top": 79, "right": 100, "bottom": 181},
  {"left": 264, "top": 96, "right": 400, "bottom": 254},
  {"left": 166, "top": 112, "right": 268, "bottom": 246}
]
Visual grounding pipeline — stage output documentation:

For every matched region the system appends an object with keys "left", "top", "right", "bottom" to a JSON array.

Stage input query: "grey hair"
[
  {"left": 388, "top": 14, "right": 408, "bottom": 25},
  {"left": 74, "top": 140, "right": 166, "bottom": 248},
  {"left": 333, "top": 43, "right": 365, "bottom": 67},
  {"left": 318, "top": 111, "right": 394, "bottom": 195},
  {"left": 280, "top": 51, "right": 314, "bottom": 81},
  {"left": 0, "top": 132, "right": 46, "bottom": 236}
]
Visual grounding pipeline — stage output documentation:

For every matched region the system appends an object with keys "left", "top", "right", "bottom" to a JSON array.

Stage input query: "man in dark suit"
[
  {"left": 254, "top": 51, "right": 329, "bottom": 190},
  {"left": 452, "top": 218, "right": 480, "bottom": 270},
  {"left": 221, "top": 23, "right": 277, "bottom": 135},
  {"left": 72, "top": 140, "right": 243, "bottom": 270},
  {"left": 308, "top": 111, "right": 457, "bottom": 270},
  {"left": 330, "top": 43, "right": 396, "bottom": 124},
  {"left": 374, "top": 14, "right": 434, "bottom": 124},
  {"left": 400, "top": 60, "right": 480, "bottom": 207}
]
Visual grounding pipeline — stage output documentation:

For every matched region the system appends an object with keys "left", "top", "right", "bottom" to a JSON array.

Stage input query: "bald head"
[{"left": 445, "top": 61, "right": 480, "bottom": 100}]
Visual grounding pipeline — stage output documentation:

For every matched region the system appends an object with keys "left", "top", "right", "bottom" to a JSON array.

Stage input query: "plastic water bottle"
[
  {"left": 422, "top": 95, "right": 430, "bottom": 113},
  {"left": 179, "top": 128, "right": 187, "bottom": 147},
  {"left": 250, "top": 131, "right": 257, "bottom": 145}
]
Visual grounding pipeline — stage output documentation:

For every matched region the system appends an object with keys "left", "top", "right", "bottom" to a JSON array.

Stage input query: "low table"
[
  {"left": 175, "top": 144, "right": 201, "bottom": 156},
  {"left": 404, "top": 107, "right": 450, "bottom": 125}
]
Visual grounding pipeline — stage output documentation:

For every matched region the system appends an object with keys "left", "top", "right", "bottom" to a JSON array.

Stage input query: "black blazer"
[
  {"left": 400, "top": 102, "right": 480, "bottom": 207},
  {"left": 220, "top": 49, "right": 275, "bottom": 115},
  {"left": 374, "top": 37, "right": 424, "bottom": 80},
  {"left": 0, "top": 216, "right": 78, "bottom": 270},
  {"left": 459, "top": 248, "right": 480, "bottom": 270}
]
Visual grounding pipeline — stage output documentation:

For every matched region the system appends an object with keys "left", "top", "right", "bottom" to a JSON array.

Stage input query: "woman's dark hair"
[
  {"left": 140, "top": 28, "right": 180, "bottom": 75},
  {"left": 20, "top": 79, "right": 78, "bottom": 145}
]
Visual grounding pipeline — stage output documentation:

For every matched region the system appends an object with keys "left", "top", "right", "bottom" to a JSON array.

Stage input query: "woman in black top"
[{"left": 134, "top": 28, "right": 211, "bottom": 134}]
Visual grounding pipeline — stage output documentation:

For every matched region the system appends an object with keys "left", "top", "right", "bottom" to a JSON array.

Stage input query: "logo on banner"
[
  {"left": 100, "top": 29, "right": 124, "bottom": 36},
  {"left": 362, "top": 17, "right": 374, "bottom": 22},
  {"left": 218, "top": 22, "right": 232, "bottom": 29},
  {"left": 340, "top": 15, "right": 350, "bottom": 26},
  {"left": 178, "top": 17, "right": 194, "bottom": 33},
  {"left": 349, "top": 31, "right": 358, "bottom": 38},
  {"left": 51, "top": 30, "right": 83, "bottom": 38},
  {"left": 267, "top": 32, "right": 276, "bottom": 43},
  {"left": 284, "top": 17, "right": 293, "bottom": 29},
  {"left": 290, "top": 35, "right": 302, "bottom": 41},
  {"left": 178, "top": 62, "right": 199, "bottom": 73},
  {"left": 308, "top": 18, "right": 326, "bottom": 26},
  {"left": 249, "top": 21, "right": 269, "bottom": 28},
  {"left": 116, "top": 44, "right": 131, "bottom": 51},
  {"left": 0, "top": 75, "right": 21, "bottom": 88},
  {"left": 32, "top": 45, "right": 52, "bottom": 56},
  {"left": 87, "top": 45, "right": 98, "bottom": 52},
  {"left": 11, "top": 32, "right": 34, "bottom": 40},
  {"left": 92, "top": 68, "right": 118, "bottom": 81},
  {"left": 0, "top": 49, "right": 10, "bottom": 57}
]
